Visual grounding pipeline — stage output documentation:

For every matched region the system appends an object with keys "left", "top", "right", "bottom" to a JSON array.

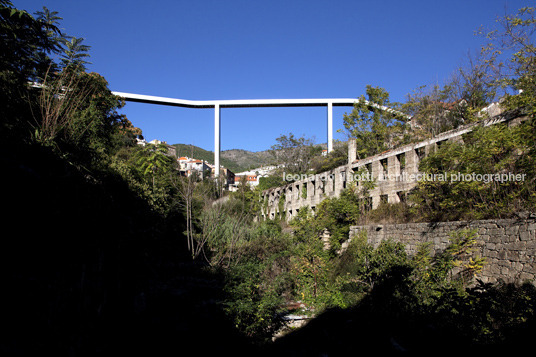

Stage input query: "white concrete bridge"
[{"left": 112, "top": 91, "right": 407, "bottom": 176}]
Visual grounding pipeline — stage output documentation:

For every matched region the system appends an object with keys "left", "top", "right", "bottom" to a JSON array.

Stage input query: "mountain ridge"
[{"left": 173, "top": 143, "right": 274, "bottom": 173}]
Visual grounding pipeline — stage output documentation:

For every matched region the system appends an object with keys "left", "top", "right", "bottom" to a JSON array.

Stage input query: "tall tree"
[
  {"left": 135, "top": 143, "right": 175, "bottom": 188},
  {"left": 480, "top": 6, "right": 536, "bottom": 117},
  {"left": 341, "top": 85, "right": 408, "bottom": 159},
  {"left": 60, "top": 36, "right": 91, "bottom": 71},
  {"left": 0, "top": 0, "right": 59, "bottom": 140},
  {"left": 35, "top": 6, "right": 64, "bottom": 43},
  {"left": 31, "top": 6, "right": 64, "bottom": 80},
  {"left": 270, "top": 132, "right": 320, "bottom": 175}
]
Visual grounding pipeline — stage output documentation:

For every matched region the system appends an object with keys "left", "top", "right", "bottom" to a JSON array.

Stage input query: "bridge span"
[{"left": 112, "top": 91, "right": 406, "bottom": 176}]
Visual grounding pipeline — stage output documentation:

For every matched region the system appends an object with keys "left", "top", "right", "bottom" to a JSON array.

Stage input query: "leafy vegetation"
[
  {"left": 1, "top": 1, "right": 535, "bottom": 356},
  {"left": 270, "top": 132, "right": 322, "bottom": 175},
  {"left": 0, "top": 2, "right": 248, "bottom": 355},
  {"left": 196, "top": 195, "right": 536, "bottom": 350},
  {"left": 409, "top": 120, "right": 536, "bottom": 221},
  {"left": 340, "top": 85, "right": 410, "bottom": 159},
  {"left": 207, "top": 5, "right": 536, "bottom": 350}
]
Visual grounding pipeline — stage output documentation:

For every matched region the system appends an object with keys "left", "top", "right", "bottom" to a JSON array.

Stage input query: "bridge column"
[
  {"left": 214, "top": 104, "right": 221, "bottom": 177},
  {"left": 327, "top": 102, "right": 333, "bottom": 153}
]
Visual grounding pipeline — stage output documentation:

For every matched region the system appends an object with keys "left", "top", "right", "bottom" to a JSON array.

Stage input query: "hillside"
[
  {"left": 220, "top": 149, "right": 274, "bottom": 172},
  {"left": 173, "top": 143, "right": 274, "bottom": 173}
]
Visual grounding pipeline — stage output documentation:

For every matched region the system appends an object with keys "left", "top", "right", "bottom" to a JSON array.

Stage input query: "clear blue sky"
[{"left": 15, "top": 0, "right": 533, "bottom": 152}]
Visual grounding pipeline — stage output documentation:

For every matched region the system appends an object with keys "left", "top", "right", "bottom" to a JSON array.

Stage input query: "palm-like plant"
[
  {"left": 60, "top": 36, "right": 91, "bottom": 71},
  {"left": 31, "top": 6, "right": 64, "bottom": 80},
  {"left": 136, "top": 144, "right": 175, "bottom": 188},
  {"left": 35, "top": 6, "right": 63, "bottom": 40}
]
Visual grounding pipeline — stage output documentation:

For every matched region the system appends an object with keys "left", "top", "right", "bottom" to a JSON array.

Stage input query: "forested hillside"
[{"left": 173, "top": 143, "right": 274, "bottom": 173}]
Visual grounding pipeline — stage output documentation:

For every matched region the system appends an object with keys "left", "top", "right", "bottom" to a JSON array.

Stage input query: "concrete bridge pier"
[
  {"left": 214, "top": 104, "right": 221, "bottom": 177},
  {"left": 327, "top": 102, "right": 333, "bottom": 153}
]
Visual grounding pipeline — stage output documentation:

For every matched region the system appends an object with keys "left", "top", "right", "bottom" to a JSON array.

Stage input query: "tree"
[
  {"left": 258, "top": 175, "right": 286, "bottom": 190},
  {"left": 60, "top": 36, "right": 91, "bottom": 71},
  {"left": 135, "top": 143, "right": 175, "bottom": 188},
  {"left": 0, "top": 1, "right": 60, "bottom": 78},
  {"left": 34, "top": 6, "right": 65, "bottom": 48},
  {"left": 173, "top": 172, "right": 223, "bottom": 257},
  {"left": 341, "top": 85, "right": 409, "bottom": 159},
  {"left": 0, "top": 1, "right": 60, "bottom": 140},
  {"left": 479, "top": 6, "right": 536, "bottom": 117},
  {"left": 445, "top": 50, "right": 498, "bottom": 110},
  {"left": 34, "top": 68, "right": 97, "bottom": 145},
  {"left": 310, "top": 140, "right": 347, "bottom": 174},
  {"left": 270, "top": 132, "right": 320, "bottom": 175},
  {"left": 32, "top": 6, "right": 64, "bottom": 79},
  {"left": 403, "top": 51, "right": 499, "bottom": 141}
]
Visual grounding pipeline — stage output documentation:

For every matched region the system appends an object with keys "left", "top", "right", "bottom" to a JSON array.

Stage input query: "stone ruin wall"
[
  {"left": 260, "top": 113, "right": 511, "bottom": 221},
  {"left": 259, "top": 107, "right": 533, "bottom": 284},
  {"left": 347, "top": 219, "right": 536, "bottom": 285}
]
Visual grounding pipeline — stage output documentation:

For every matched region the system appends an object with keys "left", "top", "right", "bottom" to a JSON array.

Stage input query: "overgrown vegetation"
[
  {"left": 0, "top": 2, "right": 247, "bottom": 355},
  {"left": 194, "top": 194, "right": 536, "bottom": 350},
  {"left": 199, "top": 5, "right": 536, "bottom": 350},
  {"left": 2, "top": 1, "right": 535, "bottom": 355}
]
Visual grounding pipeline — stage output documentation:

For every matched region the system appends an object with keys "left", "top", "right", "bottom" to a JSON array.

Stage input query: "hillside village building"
[
  {"left": 229, "top": 165, "right": 282, "bottom": 191},
  {"left": 177, "top": 156, "right": 236, "bottom": 188},
  {"left": 136, "top": 138, "right": 177, "bottom": 157},
  {"left": 230, "top": 171, "right": 259, "bottom": 191},
  {"left": 178, "top": 156, "right": 211, "bottom": 178},
  {"left": 211, "top": 166, "right": 235, "bottom": 188}
]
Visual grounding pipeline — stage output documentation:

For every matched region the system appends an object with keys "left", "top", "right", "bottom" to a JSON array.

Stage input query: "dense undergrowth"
[{"left": 199, "top": 194, "right": 536, "bottom": 351}]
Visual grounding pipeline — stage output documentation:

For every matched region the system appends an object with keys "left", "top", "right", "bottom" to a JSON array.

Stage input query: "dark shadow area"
[
  {"left": 1, "top": 142, "right": 535, "bottom": 357},
  {"left": 266, "top": 265, "right": 536, "bottom": 356},
  {"left": 0, "top": 143, "right": 257, "bottom": 356}
]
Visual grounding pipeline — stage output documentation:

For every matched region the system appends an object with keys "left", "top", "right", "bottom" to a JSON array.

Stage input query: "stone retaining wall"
[{"left": 348, "top": 218, "right": 536, "bottom": 285}]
